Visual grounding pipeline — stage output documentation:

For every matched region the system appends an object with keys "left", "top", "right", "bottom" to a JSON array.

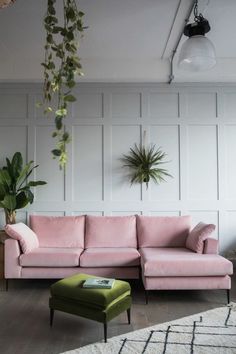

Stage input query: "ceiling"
[{"left": 0, "top": 0, "right": 235, "bottom": 83}]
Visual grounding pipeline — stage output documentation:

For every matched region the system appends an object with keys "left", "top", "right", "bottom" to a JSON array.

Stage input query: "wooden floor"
[{"left": 0, "top": 275, "right": 235, "bottom": 354}]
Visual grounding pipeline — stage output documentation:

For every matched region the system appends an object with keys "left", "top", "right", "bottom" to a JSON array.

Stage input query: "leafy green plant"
[
  {"left": 0, "top": 152, "right": 47, "bottom": 224},
  {"left": 122, "top": 144, "right": 172, "bottom": 189},
  {"left": 41, "top": 0, "right": 86, "bottom": 168}
]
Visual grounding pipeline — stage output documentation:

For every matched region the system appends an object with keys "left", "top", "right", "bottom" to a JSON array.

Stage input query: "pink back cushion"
[
  {"left": 5, "top": 222, "right": 39, "bottom": 254},
  {"left": 137, "top": 215, "right": 191, "bottom": 247},
  {"left": 85, "top": 215, "right": 137, "bottom": 248},
  {"left": 30, "top": 215, "right": 85, "bottom": 248},
  {"left": 186, "top": 222, "right": 216, "bottom": 253}
]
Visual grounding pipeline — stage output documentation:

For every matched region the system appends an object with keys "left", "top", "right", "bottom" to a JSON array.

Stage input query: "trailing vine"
[{"left": 41, "top": 0, "right": 85, "bottom": 168}]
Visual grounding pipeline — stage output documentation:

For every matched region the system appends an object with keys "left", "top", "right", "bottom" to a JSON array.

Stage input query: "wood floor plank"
[{"left": 0, "top": 276, "right": 235, "bottom": 354}]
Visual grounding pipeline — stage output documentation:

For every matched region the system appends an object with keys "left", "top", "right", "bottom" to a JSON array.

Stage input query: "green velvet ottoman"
[{"left": 49, "top": 273, "right": 132, "bottom": 342}]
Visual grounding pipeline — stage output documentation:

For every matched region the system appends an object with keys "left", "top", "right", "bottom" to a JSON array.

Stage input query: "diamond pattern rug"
[{"left": 62, "top": 303, "right": 236, "bottom": 354}]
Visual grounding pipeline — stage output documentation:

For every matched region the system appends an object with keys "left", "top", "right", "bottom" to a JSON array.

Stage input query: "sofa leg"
[
  {"left": 127, "top": 308, "right": 131, "bottom": 324},
  {"left": 227, "top": 289, "right": 230, "bottom": 304},
  {"left": 145, "top": 290, "right": 149, "bottom": 305},
  {"left": 50, "top": 309, "right": 54, "bottom": 327},
  {"left": 104, "top": 322, "right": 107, "bottom": 343},
  {"left": 5, "top": 279, "right": 8, "bottom": 291}
]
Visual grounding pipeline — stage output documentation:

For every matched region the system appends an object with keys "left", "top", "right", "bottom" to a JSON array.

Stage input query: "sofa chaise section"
[{"left": 137, "top": 215, "right": 233, "bottom": 302}]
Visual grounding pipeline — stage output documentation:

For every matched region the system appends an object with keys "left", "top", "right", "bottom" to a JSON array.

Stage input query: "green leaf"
[
  {"left": 0, "top": 170, "right": 11, "bottom": 187},
  {"left": 0, "top": 194, "right": 16, "bottom": 211},
  {"left": 11, "top": 152, "right": 23, "bottom": 178},
  {"left": 47, "top": 34, "right": 53, "bottom": 44},
  {"left": 52, "top": 149, "right": 62, "bottom": 157},
  {"left": 48, "top": 5, "right": 56, "bottom": 15},
  {"left": 52, "top": 26, "right": 63, "bottom": 34},
  {"left": 55, "top": 108, "right": 67, "bottom": 117},
  {"left": 67, "top": 80, "right": 76, "bottom": 88},
  {"left": 66, "top": 31, "right": 74, "bottom": 41},
  {"left": 66, "top": 7, "right": 76, "bottom": 21},
  {"left": 48, "top": 61, "right": 55, "bottom": 69},
  {"left": 24, "top": 189, "right": 34, "bottom": 204},
  {"left": 64, "top": 94, "right": 76, "bottom": 102},
  {"left": 28, "top": 181, "right": 47, "bottom": 187},
  {"left": 0, "top": 183, "right": 6, "bottom": 200},
  {"left": 15, "top": 192, "right": 29, "bottom": 209},
  {"left": 55, "top": 116, "right": 62, "bottom": 130},
  {"left": 16, "top": 161, "right": 33, "bottom": 186},
  {"left": 36, "top": 102, "right": 43, "bottom": 108},
  {"left": 62, "top": 132, "right": 70, "bottom": 143}
]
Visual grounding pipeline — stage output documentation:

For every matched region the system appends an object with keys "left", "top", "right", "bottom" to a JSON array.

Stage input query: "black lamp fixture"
[{"left": 178, "top": 0, "right": 216, "bottom": 72}]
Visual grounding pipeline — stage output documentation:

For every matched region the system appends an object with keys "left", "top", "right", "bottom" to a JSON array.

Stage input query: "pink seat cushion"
[
  {"left": 30, "top": 215, "right": 85, "bottom": 248},
  {"left": 5, "top": 223, "right": 39, "bottom": 254},
  {"left": 80, "top": 248, "right": 140, "bottom": 267},
  {"left": 137, "top": 215, "right": 191, "bottom": 247},
  {"left": 186, "top": 222, "right": 216, "bottom": 253},
  {"left": 19, "top": 248, "right": 83, "bottom": 267},
  {"left": 85, "top": 215, "right": 137, "bottom": 248},
  {"left": 139, "top": 248, "right": 233, "bottom": 277}
]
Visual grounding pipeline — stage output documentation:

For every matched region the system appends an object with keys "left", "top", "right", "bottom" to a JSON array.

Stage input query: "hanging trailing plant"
[
  {"left": 41, "top": 0, "right": 85, "bottom": 168},
  {"left": 122, "top": 143, "right": 172, "bottom": 189}
]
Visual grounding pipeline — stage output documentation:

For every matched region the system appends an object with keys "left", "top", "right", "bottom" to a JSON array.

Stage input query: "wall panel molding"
[{"left": 0, "top": 83, "right": 236, "bottom": 252}]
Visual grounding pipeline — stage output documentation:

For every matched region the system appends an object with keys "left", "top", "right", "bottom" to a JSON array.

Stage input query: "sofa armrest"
[
  {"left": 5, "top": 238, "right": 22, "bottom": 278},
  {"left": 203, "top": 238, "right": 219, "bottom": 255}
]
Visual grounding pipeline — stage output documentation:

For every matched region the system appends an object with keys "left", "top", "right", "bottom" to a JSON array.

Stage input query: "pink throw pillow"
[
  {"left": 186, "top": 222, "right": 216, "bottom": 253},
  {"left": 5, "top": 222, "right": 39, "bottom": 254}
]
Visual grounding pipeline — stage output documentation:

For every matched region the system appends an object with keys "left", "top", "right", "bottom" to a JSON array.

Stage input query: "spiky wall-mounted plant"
[
  {"left": 122, "top": 143, "right": 172, "bottom": 189},
  {"left": 41, "top": 0, "right": 85, "bottom": 168}
]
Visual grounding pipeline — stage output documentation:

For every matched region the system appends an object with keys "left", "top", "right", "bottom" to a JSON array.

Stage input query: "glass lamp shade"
[{"left": 178, "top": 35, "right": 216, "bottom": 72}]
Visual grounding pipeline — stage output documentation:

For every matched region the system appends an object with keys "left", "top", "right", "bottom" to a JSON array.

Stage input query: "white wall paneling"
[
  {"left": 149, "top": 125, "right": 180, "bottom": 201},
  {"left": 111, "top": 125, "right": 142, "bottom": 202},
  {"left": 0, "top": 93, "right": 28, "bottom": 119},
  {"left": 0, "top": 126, "right": 27, "bottom": 165},
  {"left": 111, "top": 93, "right": 141, "bottom": 118},
  {"left": 149, "top": 93, "right": 179, "bottom": 118},
  {"left": 35, "top": 126, "right": 65, "bottom": 202},
  {"left": 225, "top": 125, "right": 236, "bottom": 200},
  {"left": 185, "top": 92, "right": 217, "bottom": 119},
  {"left": 186, "top": 125, "right": 218, "bottom": 201},
  {"left": 72, "top": 125, "right": 104, "bottom": 202},
  {"left": 1, "top": 83, "right": 236, "bottom": 253}
]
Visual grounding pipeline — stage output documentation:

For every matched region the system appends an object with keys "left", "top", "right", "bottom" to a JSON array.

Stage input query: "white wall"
[{"left": 0, "top": 83, "right": 236, "bottom": 253}]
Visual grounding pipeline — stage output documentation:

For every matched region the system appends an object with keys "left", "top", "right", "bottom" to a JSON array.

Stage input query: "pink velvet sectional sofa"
[{"left": 4, "top": 214, "right": 233, "bottom": 302}]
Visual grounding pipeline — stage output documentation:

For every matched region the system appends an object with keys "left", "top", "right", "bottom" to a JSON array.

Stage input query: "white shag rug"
[{"left": 62, "top": 303, "right": 236, "bottom": 354}]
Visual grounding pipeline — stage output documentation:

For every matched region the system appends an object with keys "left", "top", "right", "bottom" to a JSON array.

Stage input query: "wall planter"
[{"left": 122, "top": 143, "right": 172, "bottom": 189}]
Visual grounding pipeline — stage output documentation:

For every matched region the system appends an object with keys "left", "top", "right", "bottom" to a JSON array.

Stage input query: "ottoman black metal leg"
[
  {"left": 227, "top": 289, "right": 230, "bottom": 304},
  {"left": 145, "top": 290, "right": 149, "bottom": 305},
  {"left": 50, "top": 309, "right": 54, "bottom": 327},
  {"left": 104, "top": 322, "right": 107, "bottom": 343},
  {"left": 127, "top": 308, "right": 131, "bottom": 324}
]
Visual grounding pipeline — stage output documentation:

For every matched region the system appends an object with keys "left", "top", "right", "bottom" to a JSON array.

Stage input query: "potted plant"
[
  {"left": 122, "top": 143, "right": 172, "bottom": 189},
  {"left": 0, "top": 152, "right": 47, "bottom": 225}
]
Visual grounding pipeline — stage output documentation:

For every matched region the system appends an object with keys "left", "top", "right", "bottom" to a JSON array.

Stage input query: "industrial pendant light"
[
  {"left": 0, "top": 0, "right": 15, "bottom": 9},
  {"left": 178, "top": 0, "right": 216, "bottom": 72}
]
